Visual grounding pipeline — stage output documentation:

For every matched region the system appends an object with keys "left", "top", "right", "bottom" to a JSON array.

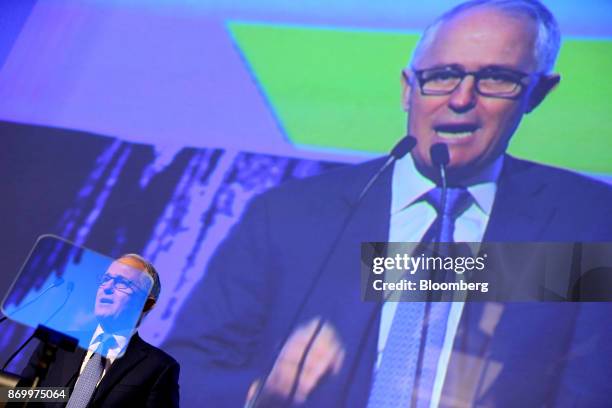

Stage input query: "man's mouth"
[
  {"left": 434, "top": 123, "right": 479, "bottom": 140},
  {"left": 99, "top": 298, "right": 114, "bottom": 304}
]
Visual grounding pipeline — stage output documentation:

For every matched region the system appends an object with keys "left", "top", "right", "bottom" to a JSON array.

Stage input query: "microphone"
[
  {"left": 43, "top": 282, "right": 74, "bottom": 325},
  {"left": 357, "top": 136, "right": 416, "bottom": 203},
  {"left": 392, "top": 136, "right": 418, "bottom": 158},
  {"left": 430, "top": 143, "right": 450, "bottom": 190},
  {"left": 246, "top": 135, "right": 417, "bottom": 407},
  {"left": 430, "top": 143, "right": 450, "bottom": 245},
  {"left": 0, "top": 278, "right": 66, "bottom": 324}
]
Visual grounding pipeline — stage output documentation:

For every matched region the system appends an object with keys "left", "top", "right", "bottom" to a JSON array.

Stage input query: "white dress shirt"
[
  {"left": 79, "top": 324, "right": 130, "bottom": 385},
  {"left": 376, "top": 153, "right": 503, "bottom": 408}
]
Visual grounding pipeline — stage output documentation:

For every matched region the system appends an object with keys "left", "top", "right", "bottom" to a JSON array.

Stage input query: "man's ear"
[
  {"left": 526, "top": 73, "right": 560, "bottom": 113},
  {"left": 401, "top": 68, "right": 413, "bottom": 112},
  {"left": 143, "top": 297, "right": 156, "bottom": 313}
]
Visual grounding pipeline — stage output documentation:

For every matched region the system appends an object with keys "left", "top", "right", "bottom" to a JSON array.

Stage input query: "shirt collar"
[
  {"left": 89, "top": 324, "right": 130, "bottom": 355},
  {"left": 391, "top": 153, "right": 504, "bottom": 216}
]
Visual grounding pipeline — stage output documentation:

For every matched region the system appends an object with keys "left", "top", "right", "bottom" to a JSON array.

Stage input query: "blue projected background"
[
  {"left": 0, "top": 0, "right": 611, "bottom": 405},
  {"left": 1, "top": 0, "right": 611, "bottom": 168}
]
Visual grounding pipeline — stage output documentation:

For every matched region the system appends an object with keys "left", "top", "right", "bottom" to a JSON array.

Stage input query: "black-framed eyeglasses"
[
  {"left": 98, "top": 273, "right": 142, "bottom": 294},
  {"left": 411, "top": 66, "right": 537, "bottom": 99}
]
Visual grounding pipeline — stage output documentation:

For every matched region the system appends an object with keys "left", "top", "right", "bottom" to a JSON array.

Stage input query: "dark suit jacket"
[
  {"left": 164, "top": 155, "right": 612, "bottom": 407},
  {"left": 22, "top": 332, "right": 180, "bottom": 408}
]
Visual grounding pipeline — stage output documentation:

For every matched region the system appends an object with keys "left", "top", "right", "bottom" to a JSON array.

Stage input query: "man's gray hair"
[
  {"left": 411, "top": 0, "right": 561, "bottom": 73},
  {"left": 119, "top": 253, "right": 161, "bottom": 303}
]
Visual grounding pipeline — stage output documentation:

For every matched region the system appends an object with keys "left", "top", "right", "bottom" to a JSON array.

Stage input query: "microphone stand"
[
  {"left": 246, "top": 136, "right": 417, "bottom": 408},
  {"left": 430, "top": 143, "right": 450, "bottom": 255},
  {"left": 0, "top": 279, "right": 66, "bottom": 324},
  {"left": 341, "top": 142, "right": 452, "bottom": 406}
]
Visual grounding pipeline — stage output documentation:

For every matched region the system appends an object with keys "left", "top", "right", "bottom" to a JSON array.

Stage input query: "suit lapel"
[
  {"left": 446, "top": 157, "right": 562, "bottom": 404},
  {"left": 484, "top": 156, "right": 558, "bottom": 242},
  {"left": 54, "top": 347, "right": 87, "bottom": 388},
  {"left": 90, "top": 333, "right": 147, "bottom": 405}
]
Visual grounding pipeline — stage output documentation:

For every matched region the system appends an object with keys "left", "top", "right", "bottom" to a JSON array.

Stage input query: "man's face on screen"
[
  {"left": 94, "top": 257, "right": 150, "bottom": 330},
  {"left": 403, "top": 8, "right": 543, "bottom": 179}
]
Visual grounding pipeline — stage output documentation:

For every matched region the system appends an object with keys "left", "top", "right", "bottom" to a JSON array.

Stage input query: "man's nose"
[
  {"left": 448, "top": 75, "right": 477, "bottom": 113},
  {"left": 101, "top": 281, "right": 115, "bottom": 293}
]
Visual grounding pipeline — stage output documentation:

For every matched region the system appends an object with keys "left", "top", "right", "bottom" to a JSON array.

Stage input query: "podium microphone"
[
  {"left": 430, "top": 143, "right": 450, "bottom": 244},
  {"left": 357, "top": 136, "right": 417, "bottom": 202},
  {"left": 43, "top": 282, "right": 74, "bottom": 325},
  {"left": 430, "top": 143, "right": 450, "bottom": 189},
  {"left": 0, "top": 278, "right": 66, "bottom": 325}
]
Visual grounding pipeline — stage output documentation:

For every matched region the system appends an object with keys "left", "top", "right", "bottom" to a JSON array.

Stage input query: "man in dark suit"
[
  {"left": 164, "top": 0, "right": 612, "bottom": 406},
  {"left": 21, "top": 254, "right": 180, "bottom": 408}
]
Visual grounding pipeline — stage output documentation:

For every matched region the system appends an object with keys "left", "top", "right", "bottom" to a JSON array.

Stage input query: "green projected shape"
[{"left": 229, "top": 22, "right": 612, "bottom": 174}]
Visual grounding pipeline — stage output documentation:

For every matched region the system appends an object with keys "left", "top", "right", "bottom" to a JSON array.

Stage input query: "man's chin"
[
  {"left": 95, "top": 305, "right": 115, "bottom": 316},
  {"left": 97, "top": 318, "right": 122, "bottom": 333},
  {"left": 97, "top": 313, "right": 141, "bottom": 332},
  {"left": 95, "top": 313, "right": 113, "bottom": 324}
]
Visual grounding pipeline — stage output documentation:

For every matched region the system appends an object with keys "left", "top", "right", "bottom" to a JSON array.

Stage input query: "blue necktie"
[
  {"left": 66, "top": 333, "right": 116, "bottom": 408},
  {"left": 367, "top": 188, "right": 473, "bottom": 408},
  {"left": 422, "top": 187, "right": 473, "bottom": 244}
]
